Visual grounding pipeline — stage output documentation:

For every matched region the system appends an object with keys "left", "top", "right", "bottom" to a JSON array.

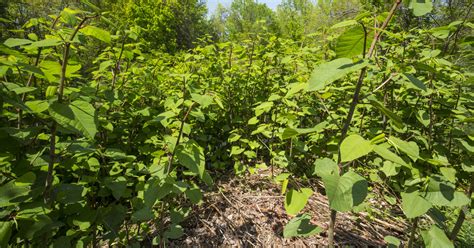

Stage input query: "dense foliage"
[{"left": 0, "top": 0, "right": 472, "bottom": 247}]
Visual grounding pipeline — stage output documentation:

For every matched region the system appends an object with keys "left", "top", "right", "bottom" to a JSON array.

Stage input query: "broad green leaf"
[
  {"left": 284, "top": 188, "right": 313, "bottom": 215},
  {"left": 2, "top": 82, "right": 36, "bottom": 95},
  {"left": 40, "top": 60, "right": 82, "bottom": 77},
  {"left": 25, "top": 100, "right": 49, "bottom": 113},
  {"left": 132, "top": 207, "right": 154, "bottom": 222},
  {"left": 100, "top": 204, "right": 126, "bottom": 233},
  {"left": 388, "top": 137, "right": 420, "bottom": 161},
  {"left": 401, "top": 191, "right": 432, "bottom": 218},
  {"left": 424, "top": 177, "right": 469, "bottom": 207},
  {"left": 409, "top": 0, "right": 433, "bottom": 16},
  {"left": 324, "top": 171, "right": 368, "bottom": 212},
  {"left": 416, "top": 110, "right": 430, "bottom": 127},
  {"left": 4, "top": 38, "right": 32, "bottom": 47},
  {"left": 56, "top": 183, "right": 85, "bottom": 204},
  {"left": 307, "top": 58, "right": 367, "bottom": 91},
  {"left": 61, "top": 8, "right": 78, "bottom": 25},
  {"left": 457, "top": 139, "right": 474, "bottom": 153},
  {"left": 335, "top": 26, "right": 373, "bottom": 58},
  {"left": 230, "top": 146, "right": 245, "bottom": 156},
  {"left": 0, "top": 221, "right": 13, "bottom": 248},
  {"left": 191, "top": 93, "right": 214, "bottom": 108},
  {"left": 185, "top": 188, "right": 203, "bottom": 204},
  {"left": 254, "top": 101, "right": 273, "bottom": 116},
  {"left": 313, "top": 158, "right": 338, "bottom": 178},
  {"left": 421, "top": 225, "right": 454, "bottom": 248},
  {"left": 384, "top": 236, "right": 401, "bottom": 248},
  {"left": 381, "top": 161, "right": 401, "bottom": 177},
  {"left": 248, "top": 116, "right": 259, "bottom": 125},
  {"left": 104, "top": 177, "right": 127, "bottom": 200},
  {"left": 283, "top": 214, "right": 323, "bottom": 238},
  {"left": 330, "top": 20, "right": 358, "bottom": 29},
  {"left": 340, "top": 134, "right": 374, "bottom": 162},
  {"left": 49, "top": 100, "right": 98, "bottom": 139},
  {"left": 368, "top": 97, "right": 404, "bottom": 128},
  {"left": 81, "top": 26, "right": 111, "bottom": 43},
  {"left": 0, "top": 172, "right": 35, "bottom": 207},
  {"left": 228, "top": 133, "right": 241, "bottom": 142},
  {"left": 164, "top": 225, "right": 184, "bottom": 239},
  {"left": 72, "top": 208, "right": 96, "bottom": 231},
  {"left": 374, "top": 145, "right": 407, "bottom": 166},
  {"left": 29, "top": 38, "right": 61, "bottom": 48},
  {"left": 402, "top": 73, "right": 427, "bottom": 91},
  {"left": 439, "top": 167, "right": 456, "bottom": 183},
  {"left": 176, "top": 141, "right": 205, "bottom": 178},
  {"left": 282, "top": 121, "right": 327, "bottom": 140}
]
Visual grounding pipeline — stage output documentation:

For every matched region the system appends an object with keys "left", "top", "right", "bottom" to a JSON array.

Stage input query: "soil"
[{"left": 169, "top": 167, "right": 409, "bottom": 247}]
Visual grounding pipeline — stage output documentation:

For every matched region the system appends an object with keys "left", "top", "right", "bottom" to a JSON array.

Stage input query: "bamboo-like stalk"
[
  {"left": 327, "top": 1, "right": 402, "bottom": 246},
  {"left": 44, "top": 15, "right": 97, "bottom": 203}
]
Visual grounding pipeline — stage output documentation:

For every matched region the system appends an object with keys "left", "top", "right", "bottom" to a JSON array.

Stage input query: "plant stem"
[
  {"left": 407, "top": 217, "right": 419, "bottom": 248},
  {"left": 450, "top": 173, "right": 474, "bottom": 240},
  {"left": 327, "top": 1, "right": 402, "bottom": 246},
  {"left": 44, "top": 15, "right": 96, "bottom": 203}
]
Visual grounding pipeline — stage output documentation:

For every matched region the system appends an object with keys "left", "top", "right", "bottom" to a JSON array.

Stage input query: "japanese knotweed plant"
[
  {"left": 0, "top": 6, "right": 223, "bottom": 246},
  {"left": 276, "top": 0, "right": 472, "bottom": 247}
]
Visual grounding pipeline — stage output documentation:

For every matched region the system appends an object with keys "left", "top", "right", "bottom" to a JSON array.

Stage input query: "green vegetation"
[{"left": 0, "top": 0, "right": 472, "bottom": 247}]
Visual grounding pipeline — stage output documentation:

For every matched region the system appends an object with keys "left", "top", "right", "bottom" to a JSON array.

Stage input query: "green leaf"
[
  {"left": 284, "top": 188, "right": 313, "bottom": 215},
  {"left": 48, "top": 100, "right": 98, "bottom": 139},
  {"left": 457, "top": 139, "right": 474, "bottom": 153},
  {"left": 0, "top": 173, "right": 35, "bottom": 207},
  {"left": 72, "top": 208, "right": 96, "bottom": 231},
  {"left": 191, "top": 93, "right": 214, "bottom": 108},
  {"left": 324, "top": 171, "right": 368, "bottom": 212},
  {"left": 409, "top": 0, "right": 433, "bottom": 17},
  {"left": 230, "top": 146, "right": 245, "bottom": 155},
  {"left": 374, "top": 145, "right": 407, "bottom": 166},
  {"left": 402, "top": 73, "right": 427, "bottom": 91},
  {"left": 61, "top": 8, "right": 78, "bottom": 26},
  {"left": 335, "top": 26, "right": 373, "bottom": 58},
  {"left": 29, "top": 38, "right": 61, "bottom": 48},
  {"left": 2, "top": 82, "right": 36, "bottom": 95},
  {"left": 81, "top": 26, "right": 111, "bottom": 43},
  {"left": 313, "top": 158, "right": 338, "bottom": 178},
  {"left": 381, "top": 161, "right": 401, "bottom": 177},
  {"left": 340, "top": 134, "right": 374, "bottom": 162},
  {"left": 104, "top": 177, "right": 127, "bottom": 200},
  {"left": 56, "top": 183, "right": 85, "bottom": 204},
  {"left": 281, "top": 121, "right": 327, "bottom": 140},
  {"left": 421, "top": 225, "right": 454, "bottom": 248},
  {"left": 330, "top": 20, "right": 358, "bottom": 29},
  {"left": 401, "top": 191, "right": 432, "bottom": 218},
  {"left": 439, "top": 167, "right": 456, "bottom": 183},
  {"left": 164, "top": 225, "right": 184, "bottom": 239},
  {"left": 132, "top": 207, "right": 154, "bottom": 222},
  {"left": 283, "top": 214, "right": 323, "bottom": 238},
  {"left": 416, "top": 110, "right": 430, "bottom": 127},
  {"left": 388, "top": 137, "right": 420, "bottom": 161},
  {"left": 185, "top": 188, "right": 203, "bottom": 204},
  {"left": 424, "top": 177, "right": 469, "bottom": 207},
  {"left": 307, "top": 58, "right": 367, "bottom": 91},
  {"left": 0, "top": 221, "right": 13, "bottom": 248},
  {"left": 384, "top": 235, "right": 401, "bottom": 248},
  {"left": 368, "top": 97, "right": 404, "bottom": 128},
  {"left": 4, "top": 38, "right": 32, "bottom": 47},
  {"left": 25, "top": 100, "right": 49, "bottom": 113},
  {"left": 176, "top": 141, "right": 205, "bottom": 178}
]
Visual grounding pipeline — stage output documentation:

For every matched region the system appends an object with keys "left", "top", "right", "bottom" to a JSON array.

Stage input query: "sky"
[{"left": 206, "top": 0, "right": 282, "bottom": 15}]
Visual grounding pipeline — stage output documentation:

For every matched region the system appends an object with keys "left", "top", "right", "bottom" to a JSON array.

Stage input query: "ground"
[{"left": 170, "top": 167, "right": 409, "bottom": 247}]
